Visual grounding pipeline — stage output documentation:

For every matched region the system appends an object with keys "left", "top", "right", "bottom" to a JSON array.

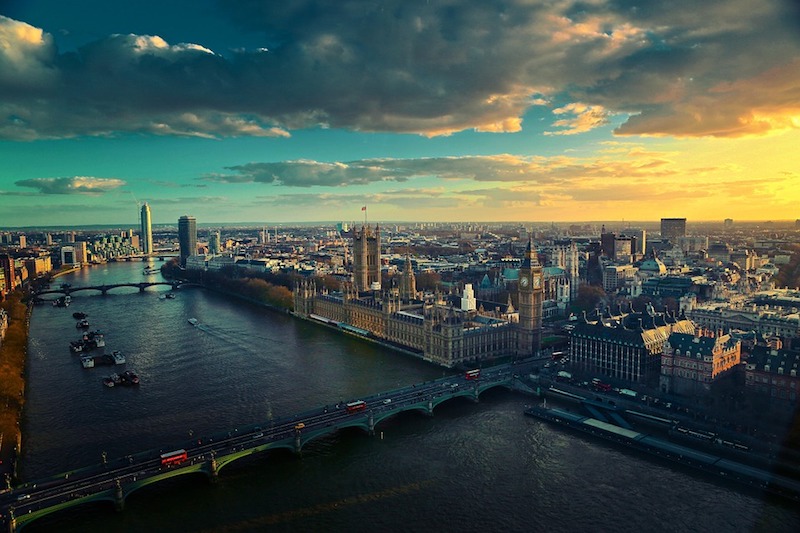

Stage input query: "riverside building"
[
  {"left": 569, "top": 304, "right": 695, "bottom": 386},
  {"left": 293, "top": 231, "right": 544, "bottom": 368}
]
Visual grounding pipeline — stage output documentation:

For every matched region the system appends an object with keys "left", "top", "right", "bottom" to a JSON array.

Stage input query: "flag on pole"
[{"left": 361, "top": 206, "right": 367, "bottom": 211}]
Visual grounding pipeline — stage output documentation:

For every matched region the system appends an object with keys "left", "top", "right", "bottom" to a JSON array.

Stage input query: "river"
[{"left": 21, "top": 261, "right": 800, "bottom": 532}]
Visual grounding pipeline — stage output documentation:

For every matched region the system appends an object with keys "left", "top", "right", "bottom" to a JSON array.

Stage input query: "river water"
[{"left": 22, "top": 262, "right": 800, "bottom": 532}]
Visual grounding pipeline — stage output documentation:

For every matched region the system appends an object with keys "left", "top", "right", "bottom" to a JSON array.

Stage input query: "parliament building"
[{"left": 294, "top": 226, "right": 543, "bottom": 368}]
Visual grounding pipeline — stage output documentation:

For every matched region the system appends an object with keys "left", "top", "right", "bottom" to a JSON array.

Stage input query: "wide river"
[{"left": 22, "top": 261, "right": 799, "bottom": 532}]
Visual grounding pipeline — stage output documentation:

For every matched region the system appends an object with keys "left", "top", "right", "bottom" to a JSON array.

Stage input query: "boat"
[
  {"left": 83, "top": 331, "right": 105, "bottom": 348},
  {"left": 80, "top": 357, "right": 95, "bottom": 369},
  {"left": 120, "top": 370, "right": 140, "bottom": 385},
  {"left": 165, "top": 293, "right": 176, "bottom": 299},
  {"left": 111, "top": 350, "right": 126, "bottom": 364},
  {"left": 103, "top": 374, "right": 120, "bottom": 387},
  {"left": 69, "top": 341, "right": 84, "bottom": 353},
  {"left": 76, "top": 319, "right": 90, "bottom": 328},
  {"left": 188, "top": 318, "right": 199, "bottom": 326},
  {"left": 159, "top": 295, "right": 167, "bottom": 300},
  {"left": 72, "top": 312, "right": 88, "bottom": 319},
  {"left": 143, "top": 267, "right": 160, "bottom": 275}
]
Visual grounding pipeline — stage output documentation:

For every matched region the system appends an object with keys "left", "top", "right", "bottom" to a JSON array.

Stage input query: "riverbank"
[
  {"left": 0, "top": 292, "right": 30, "bottom": 484},
  {"left": 525, "top": 405, "right": 800, "bottom": 502}
]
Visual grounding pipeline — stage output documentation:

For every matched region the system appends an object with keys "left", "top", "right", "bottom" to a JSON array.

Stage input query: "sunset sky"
[{"left": 1, "top": 1, "right": 799, "bottom": 227}]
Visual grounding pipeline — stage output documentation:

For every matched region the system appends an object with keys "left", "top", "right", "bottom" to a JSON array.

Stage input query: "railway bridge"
[{"left": 35, "top": 281, "right": 200, "bottom": 297}]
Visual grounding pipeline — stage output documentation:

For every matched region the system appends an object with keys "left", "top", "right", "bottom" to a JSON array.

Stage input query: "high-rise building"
[
  {"left": 724, "top": 218, "right": 734, "bottom": 229},
  {"left": 0, "top": 254, "right": 15, "bottom": 296},
  {"left": 660, "top": 218, "right": 687, "bottom": 243},
  {"left": 178, "top": 215, "right": 197, "bottom": 267},
  {"left": 140, "top": 203, "right": 153, "bottom": 255},
  {"left": 74, "top": 241, "right": 87, "bottom": 264},
  {"left": 625, "top": 228, "right": 647, "bottom": 256},
  {"left": 517, "top": 239, "right": 544, "bottom": 356},
  {"left": 18, "top": 235, "right": 26, "bottom": 248},
  {"left": 352, "top": 224, "right": 381, "bottom": 292}
]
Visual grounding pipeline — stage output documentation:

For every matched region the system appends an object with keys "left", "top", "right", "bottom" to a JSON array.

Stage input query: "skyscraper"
[
  {"left": 140, "top": 203, "right": 153, "bottom": 255},
  {"left": 178, "top": 215, "right": 197, "bottom": 267},
  {"left": 660, "top": 218, "right": 687, "bottom": 243}
]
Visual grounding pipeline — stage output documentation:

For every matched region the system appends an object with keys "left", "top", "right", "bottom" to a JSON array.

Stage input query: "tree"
[
  {"left": 571, "top": 285, "right": 606, "bottom": 314},
  {"left": 416, "top": 271, "right": 441, "bottom": 291}
]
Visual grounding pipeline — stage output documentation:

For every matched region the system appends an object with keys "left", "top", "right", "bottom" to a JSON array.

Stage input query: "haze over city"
[{"left": 0, "top": 1, "right": 798, "bottom": 227}]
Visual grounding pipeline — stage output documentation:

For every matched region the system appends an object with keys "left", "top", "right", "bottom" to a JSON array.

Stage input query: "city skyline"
[{"left": 1, "top": 1, "right": 799, "bottom": 226}]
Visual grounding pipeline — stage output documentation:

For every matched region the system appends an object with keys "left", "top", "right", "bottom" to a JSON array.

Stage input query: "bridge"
[
  {"left": 34, "top": 281, "right": 201, "bottom": 297},
  {"left": 0, "top": 360, "right": 540, "bottom": 531}
]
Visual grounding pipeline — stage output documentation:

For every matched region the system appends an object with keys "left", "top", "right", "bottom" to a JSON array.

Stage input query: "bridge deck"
[{"left": 2, "top": 360, "right": 538, "bottom": 531}]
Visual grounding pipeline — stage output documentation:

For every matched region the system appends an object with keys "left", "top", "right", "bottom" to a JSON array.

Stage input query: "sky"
[{"left": 0, "top": 0, "right": 799, "bottom": 227}]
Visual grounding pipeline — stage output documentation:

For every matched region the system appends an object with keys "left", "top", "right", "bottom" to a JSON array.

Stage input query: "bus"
[
  {"left": 591, "top": 378, "right": 612, "bottom": 392},
  {"left": 346, "top": 400, "right": 367, "bottom": 413},
  {"left": 160, "top": 449, "right": 188, "bottom": 466},
  {"left": 465, "top": 369, "right": 481, "bottom": 380}
]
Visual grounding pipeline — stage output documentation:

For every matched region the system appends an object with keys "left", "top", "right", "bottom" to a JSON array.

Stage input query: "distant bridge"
[
  {"left": 0, "top": 360, "right": 539, "bottom": 531},
  {"left": 35, "top": 281, "right": 201, "bottom": 297}
]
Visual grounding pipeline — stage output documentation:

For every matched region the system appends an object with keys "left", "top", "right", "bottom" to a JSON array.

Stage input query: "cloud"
[
  {"left": 254, "top": 189, "right": 465, "bottom": 211},
  {"left": 546, "top": 103, "right": 612, "bottom": 135},
  {"left": 205, "top": 151, "right": 687, "bottom": 188},
  {"left": 1, "top": 1, "right": 799, "bottom": 139},
  {"left": 14, "top": 176, "right": 126, "bottom": 194}
]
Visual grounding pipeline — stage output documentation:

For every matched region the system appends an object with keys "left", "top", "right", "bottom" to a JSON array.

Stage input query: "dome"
[{"left": 639, "top": 256, "right": 667, "bottom": 274}]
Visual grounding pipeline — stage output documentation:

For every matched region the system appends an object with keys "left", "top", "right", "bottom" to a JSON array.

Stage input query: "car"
[
  {"left": 252, "top": 432, "right": 264, "bottom": 439},
  {"left": 16, "top": 494, "right": 30, "bottom": 501},
  {"left": 294, "top": 423, "right": 305, "bottom": 430},
  {"left": 383, "top": 399, "right": 392, "bottom": 404}
]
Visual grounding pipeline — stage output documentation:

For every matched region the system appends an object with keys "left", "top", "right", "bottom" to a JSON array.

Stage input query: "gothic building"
[
  {"left": 517, "top": 239, "right": 544, "bottom": 356},
  {"left": 293, "top": 235, "right": 544, "bottom": 368},
  {"left": 352, "top": 224, "right": 381, "bottom": 292}
]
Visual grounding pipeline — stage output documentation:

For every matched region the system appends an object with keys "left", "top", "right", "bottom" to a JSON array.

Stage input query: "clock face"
[
  {"left": 533, "top": 275, "right": 541, "bottom": 288},
  {"left": 520, "top": 276, "right": 529, "bottom": 287}
]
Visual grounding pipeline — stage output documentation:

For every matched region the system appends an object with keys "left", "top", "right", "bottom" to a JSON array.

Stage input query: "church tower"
[{"left": 517, "top": 238, "right": 543, "bottom": 356}]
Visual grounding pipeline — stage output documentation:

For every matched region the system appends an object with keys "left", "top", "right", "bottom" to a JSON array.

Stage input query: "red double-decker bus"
[
  {"left": 346, "top": 400, "right": 367, "bottom": 413},
  {"left": 465, "top": 369, "right": 481, "bottom": 380},
  {"left": 160, "top": 449, "right": 188, "bottom": 466}
]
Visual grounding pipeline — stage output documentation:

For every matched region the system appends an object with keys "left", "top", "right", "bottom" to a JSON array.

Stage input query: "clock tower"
[{"left": 517, "top": 238, "right": 543, "bottom": 357}]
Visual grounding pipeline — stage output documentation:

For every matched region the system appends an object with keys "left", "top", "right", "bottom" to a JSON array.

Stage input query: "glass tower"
[{"left": 140, "top": 202, "right": 153, "bottom": 255}]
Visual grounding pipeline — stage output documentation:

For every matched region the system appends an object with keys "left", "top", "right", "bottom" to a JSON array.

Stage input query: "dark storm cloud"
[{"left": 1, "top": 0, "right": 798, "bottom": 139}]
